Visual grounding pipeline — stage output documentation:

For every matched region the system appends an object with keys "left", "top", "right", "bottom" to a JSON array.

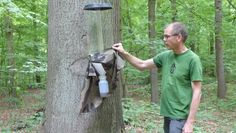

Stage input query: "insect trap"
[{"left": 84, "top": 1, "right": 112, "bottom": 97}]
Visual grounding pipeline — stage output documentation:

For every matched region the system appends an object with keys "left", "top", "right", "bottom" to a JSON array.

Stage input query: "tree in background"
[
  {"left": 4, "top": 11, "right": 16, "bottom": 97},
  {"left": 0, "top": 0, "right": 47, "bottom": 97},
  {"left": 32, "top": 0, "right": 41, "bottom": 84},
  {"left": 148, "top": 0, "right": 159, "bottom": 103},
  {"left": 170, "top": 0, "right": 177, "bottom": 22},
  {"left": 215, "top": 0, "right": 227, "bottom": 98}
]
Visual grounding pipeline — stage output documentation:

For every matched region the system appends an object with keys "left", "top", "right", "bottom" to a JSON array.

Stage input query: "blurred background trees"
[
  {"left": 1, "top": 0, "right": 236, "bottom": 107},
  {"left": 1, "top": 0, "right": 236, "bottom": 132},
  {"left": 0, "top": 0, "right": 47, "bottom": 98}
]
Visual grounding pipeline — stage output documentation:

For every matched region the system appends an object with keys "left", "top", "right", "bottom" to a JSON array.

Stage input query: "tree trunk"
[
  {"left": 148, "top": 0, "right": 159, "bottom": 103},
  {"left": 112, "top": 0, "right": 126, "bottom": 98},
  {"left": 210, "top": 32, "right": 214, "bottom": 55},
  {"left": 188, "top": 1, "right": 196, "bottom": 52},
  {"left": 209, "top": 31, "right": 215, "bottom": 76},
  {"left": 32, "top": 0, "right": 41, "bottom": 85},
  {"left": 5, "top": 13, "right": 16, "bottom": 97},
  {"left": 170, "top": 0, "right": 177, "bottom": 22},
  {"left": 43, "top": 0, "right": 123, "bottom": 132},
  {"left": 215, "top": 0, "right": 227, "bottom": 98}
]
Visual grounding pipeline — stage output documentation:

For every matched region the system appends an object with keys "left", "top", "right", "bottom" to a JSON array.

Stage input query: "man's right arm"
[{"left": 112, "top": 43, "right": 156, "bottom": 71}]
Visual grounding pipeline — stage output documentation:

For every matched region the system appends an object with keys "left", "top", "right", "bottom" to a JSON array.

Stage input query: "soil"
[{"left": 0, "top": 89, "right": 45, "bottom": 132}]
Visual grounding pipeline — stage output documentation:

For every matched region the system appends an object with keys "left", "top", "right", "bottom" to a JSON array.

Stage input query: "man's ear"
[{"left": 177, "top": 34, "right": 183, "bottom": 42}]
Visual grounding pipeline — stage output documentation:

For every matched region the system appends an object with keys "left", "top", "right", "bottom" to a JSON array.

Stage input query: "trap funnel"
[
  {"left": 83, "top": 2, "right": 113, "bottom": 54},
  {"left": 83, "top": 3, "right": 112, "bottom": 11}
]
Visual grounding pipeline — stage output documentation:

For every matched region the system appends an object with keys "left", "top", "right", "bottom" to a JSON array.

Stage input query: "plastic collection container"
[{"left": 98, "top": 75, "right": 109, "bottom": 97}]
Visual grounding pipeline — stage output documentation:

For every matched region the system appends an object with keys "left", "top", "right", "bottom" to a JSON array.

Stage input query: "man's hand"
[
  {"left": 182, "top": 122, "right": 193, "bottom": 133},
  {"left": 112, "top": 43, "right": 126, "bottom": 54}
]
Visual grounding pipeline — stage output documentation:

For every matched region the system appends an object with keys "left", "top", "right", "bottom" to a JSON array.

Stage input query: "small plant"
[
  {"left": 122, "top": 98, "right": 162, "bottom": 132},
  {"left": 1, "top": 111, "right": 44, "bottom": 132},
  {"left": 2, "top": 96, "right": 23, "bottom": 107}
]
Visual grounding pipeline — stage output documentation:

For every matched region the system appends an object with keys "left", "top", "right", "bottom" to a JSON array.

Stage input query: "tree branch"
[{"left": 226, "top": 0, "right": 236, "bottom": 10}]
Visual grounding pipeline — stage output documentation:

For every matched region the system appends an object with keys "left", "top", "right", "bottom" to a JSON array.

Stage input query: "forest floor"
[
  {"left": 0, "top": 89, "right": 45, "bottom": 132},
  {"left": 124, "top": 82, "right": 236, "bottom": 133},
  {"left": 0, "top": 82, "right": 236, "bottom": 133}
]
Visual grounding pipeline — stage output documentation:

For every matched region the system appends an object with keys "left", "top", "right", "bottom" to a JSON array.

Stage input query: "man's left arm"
[{"left": 182, "top": 81, "right": 202, "bottom": 133}]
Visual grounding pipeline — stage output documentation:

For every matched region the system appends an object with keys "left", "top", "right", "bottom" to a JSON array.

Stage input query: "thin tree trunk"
[
  {"left": 188, "top": 1, "right": 196, "bottom": 52},
  {"left": 5, "top": 13, "right": 16, "bottom": 97},
  {"left": 209, "top": 32, "right": 215, "bottom": 76},
  {"left": 148, "top": 0, "right": 159, "bottom": 103},
  {"left": 32, "top": 0, "right": 41, "bottom": 85},
  {"left": 210, "top": 32, "right": 214, "bottom": 55},
  {"left": 215, "top": 0, "right": 227, "bottom": 98},
  {"left": 170, "top": 0, "right": 177, "bottom": 22},
  {"left": 113, "top": 1, "right": 126, "bottom": 98}
]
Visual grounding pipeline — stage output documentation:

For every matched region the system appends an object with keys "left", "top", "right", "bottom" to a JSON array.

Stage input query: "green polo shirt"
[{"left": 153, "top": 50, "right": 202, "bottom": 119}]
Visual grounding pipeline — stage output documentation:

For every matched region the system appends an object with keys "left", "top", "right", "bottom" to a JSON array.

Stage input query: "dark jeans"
[{"left": 164, "top": 117, "right": 186, "bottom": 133}]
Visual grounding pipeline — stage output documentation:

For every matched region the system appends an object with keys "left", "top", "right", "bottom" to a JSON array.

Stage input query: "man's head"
[
  {"left": 164, "top": 22, "right": 188, "bottom": 43},
  {"left": 163, "top": 22, "right": 188, "bottom": 50}
]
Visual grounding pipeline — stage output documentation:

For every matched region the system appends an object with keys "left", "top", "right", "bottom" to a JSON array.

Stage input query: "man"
[{"left": 112, "top": 22, "right": 202, "bottom": 133}]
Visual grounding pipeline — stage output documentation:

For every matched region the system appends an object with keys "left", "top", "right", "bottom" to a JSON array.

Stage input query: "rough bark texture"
[
  {"left": 215, "top": 0, "right": 227, "bottom": 98},
  {"left": 44, "top": 0, "right": 123, "bottom": 132}
]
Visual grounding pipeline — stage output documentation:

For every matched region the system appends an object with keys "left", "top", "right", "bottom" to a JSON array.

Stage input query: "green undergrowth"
[
  {"left": 0, "top": 89, "right": 46, "bottom": 133},
  {"left": 1, "top": 82, "right": 236, "bottom": 132},
  {"left": 1, "top": 111, "right": 44, "bottom": 133},
  {"left": 123, "top": 82, "right": 236, "bottom": 133},
  {"left": 122, "top": 98, "right": 163, "bottom": 133}
]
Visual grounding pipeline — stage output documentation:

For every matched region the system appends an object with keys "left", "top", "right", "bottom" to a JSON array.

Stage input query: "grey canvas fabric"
[
  {"left": 89, "top": 49, "right": 124, "bottom": 71},
  {"left": 80, "top": 49, "right": 125, "bottom": 113}
]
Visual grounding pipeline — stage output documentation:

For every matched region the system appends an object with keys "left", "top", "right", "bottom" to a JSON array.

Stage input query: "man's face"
[{"left": 163, "top": 26, "right": 179, "bottom": 49}]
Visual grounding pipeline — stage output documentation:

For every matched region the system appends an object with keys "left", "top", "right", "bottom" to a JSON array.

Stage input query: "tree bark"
[
  {"left": 32, "top": 0, "right": 41, "bottom": 84},
  {"left": 112, "top": 0, "right": 127, "bottom": 98},
  {"left": 170, "top": 0, "right": 177, "bottom": 22},
  {"left": 215, "top": 0, "right": 227, "bottom": 98},
  {"left": 5, "top": 13, "right": 16, "bottom": 97},
  {"left": 148, "top": 0, "right": 159, "bottom": 103},
  {"left": 44, "top": 0, "right": 123, "bottom": 132}
]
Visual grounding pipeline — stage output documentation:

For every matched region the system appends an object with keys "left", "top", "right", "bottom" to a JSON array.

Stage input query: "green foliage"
[
  {"left": 196, "top": 82, "right": 236, "bottom": 132},
  {"left": 121, "top": 0, "right": 236, "bottom": 85},
  {"left": 2, "top": 96, "right": 23, "bottom": 107},
  {"left": 0, "top": 89, "right": 46, "bottom": 132},
  {"left": 224, "top": 49, "right": 236, "bottom": 81},
  {"left": 124, "top": 65, "right": 150, "bottom": 85},
  {"left": 122, "top": 98, "right": 162, "bottom": 132},
  {"left": 121, "top": 1, "right": 236, "bottom": 131},
  {"left": 201, "top": 54, "right": 216, "bottom": 83},
  {"left": 123, "top": 82, "right": 236, "bottom": 132},
  {"left": 0, "top": 0, "right": 47, "bottom": 96},
  {"left": 0, "top": 128, "right": 12, "bottom": 133},
  {"left": 22, "top": 111, "right": 44, "bottom": 129}
]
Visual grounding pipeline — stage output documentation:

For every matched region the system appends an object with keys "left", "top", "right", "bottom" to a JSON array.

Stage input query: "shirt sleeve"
[
  {"left": 190, "top": 56, "right": 203, "bottom": 82},
  {"left": 153, "top": 50, "right": 170, "bottom": 68}
]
